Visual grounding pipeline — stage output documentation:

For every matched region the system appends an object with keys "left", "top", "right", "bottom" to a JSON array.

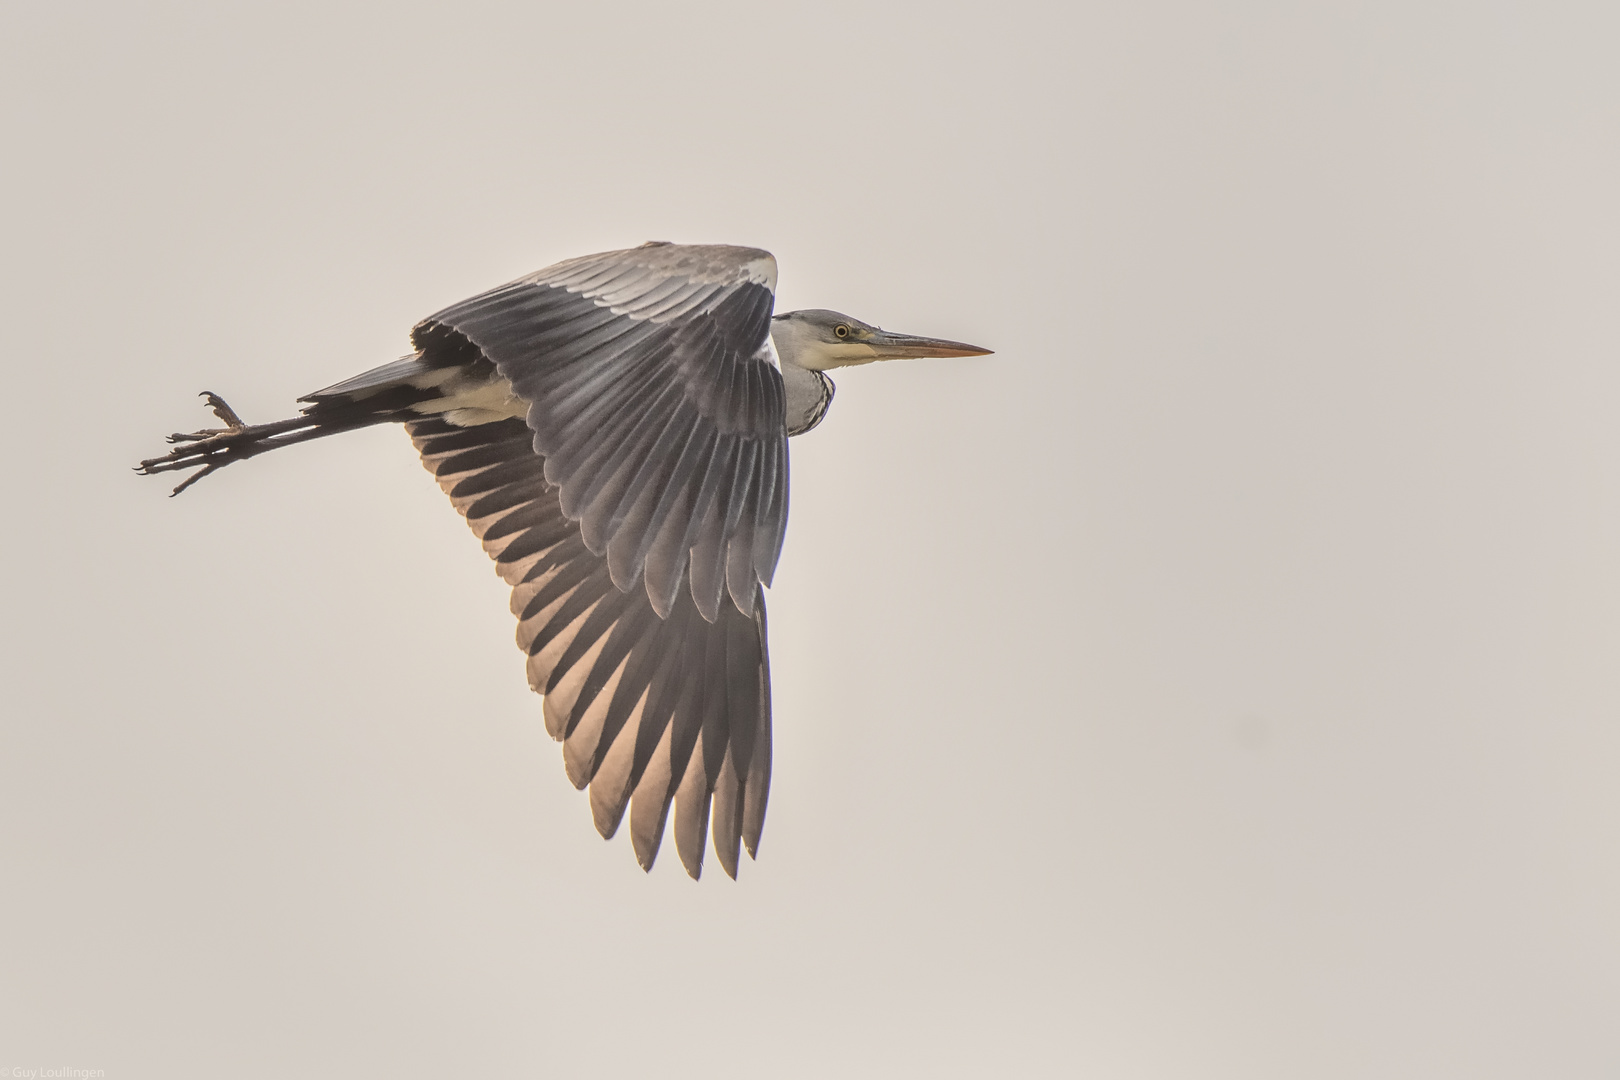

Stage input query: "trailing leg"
[{"left": 135, "top": 391, "right": 399, "bottom": 496}]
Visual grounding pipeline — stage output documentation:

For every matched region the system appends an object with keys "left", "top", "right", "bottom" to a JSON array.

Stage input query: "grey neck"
[{"left": 780, "top": 361, "right": 834, "bottom": 437}]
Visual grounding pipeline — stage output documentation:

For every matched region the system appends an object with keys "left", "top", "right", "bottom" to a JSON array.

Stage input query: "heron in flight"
[{"left": 138, "top": 242, "right": 991, "bottom": 879}]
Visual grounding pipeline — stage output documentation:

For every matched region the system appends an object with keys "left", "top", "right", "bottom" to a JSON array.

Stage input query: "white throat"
[{"left": 768, "top": 319, "right": 876, "bottom": 372}]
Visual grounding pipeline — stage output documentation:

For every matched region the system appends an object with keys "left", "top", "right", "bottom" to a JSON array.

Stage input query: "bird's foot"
[
  {"left": 160, "top": 391, "right": 246, "bottom": 443},
  {"left": 136, "top": 392, "right": 295, "bottom": 496}
]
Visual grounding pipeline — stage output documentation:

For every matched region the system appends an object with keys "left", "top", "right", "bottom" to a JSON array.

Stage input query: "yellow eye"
[{"left": 834, "top": 324, "right": 850, "bottom": 339}]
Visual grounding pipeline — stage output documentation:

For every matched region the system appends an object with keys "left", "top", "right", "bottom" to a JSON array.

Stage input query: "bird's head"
[{"left": 770, "top": 309, "right": 991, "bottom": 372}]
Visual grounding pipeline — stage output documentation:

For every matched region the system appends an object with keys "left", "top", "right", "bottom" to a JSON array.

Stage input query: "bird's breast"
[{"left": 782, "top": 362, "right": 834, "bottom": 437}]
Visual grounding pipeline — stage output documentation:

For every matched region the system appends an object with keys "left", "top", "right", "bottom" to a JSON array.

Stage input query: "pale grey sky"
[{"left": 3, "top": 1, "right": 1618, "bottom": 1076}]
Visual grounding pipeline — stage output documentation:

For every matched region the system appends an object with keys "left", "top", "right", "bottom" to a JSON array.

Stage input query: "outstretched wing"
[
  {"left": 412, "top": 243, "right": 789, "bottom": 621},
  {"left": 409, "top": 416, "right": 772, "bottom": 879},
  {"left": 400, "top": 244, "right": 788, "bottom": 878}
]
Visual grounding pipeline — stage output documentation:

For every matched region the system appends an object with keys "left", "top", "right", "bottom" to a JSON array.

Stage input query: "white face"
[
  {"left": 769, "top": 311, "right": 884, "bottom": 371},
  {"left": 770, "top": 309, "right": 993, "bottom": 372}
]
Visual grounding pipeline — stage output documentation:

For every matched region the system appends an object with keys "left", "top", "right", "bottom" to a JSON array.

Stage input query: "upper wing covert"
[{"left": 411, "top": 243, "right": 789, "bottom": 621}]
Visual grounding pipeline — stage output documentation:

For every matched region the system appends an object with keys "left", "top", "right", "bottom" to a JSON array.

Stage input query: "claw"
[
  {"left": 166, "top": 429, "right": 227, "bottom": 444},
  {"left": 167, "top": 463, "right": 221, "bottom": 497},
  {"left": 200, "top": 392, "right": 245, "bottom": 429}
]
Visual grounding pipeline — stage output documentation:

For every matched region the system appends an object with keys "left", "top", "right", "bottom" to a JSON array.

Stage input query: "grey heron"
[{"left": 137, "top": 242, "right": 991, "bottom": 879}]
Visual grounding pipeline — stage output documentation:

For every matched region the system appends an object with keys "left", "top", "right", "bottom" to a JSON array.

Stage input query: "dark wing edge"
[
  {"left": 411, "top": 244, "right": 789, "bottom": 624},
  {"left": 408, "top": 416, "right": 771, "bottom": 879}
]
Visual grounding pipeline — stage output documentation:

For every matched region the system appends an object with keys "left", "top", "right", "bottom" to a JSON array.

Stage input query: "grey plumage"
[
  {"left": 137, "top": 242, "right": 989, "bottom": 879},
  {"left": 407, "top": 415, "right": 769, "bottom": 878}
]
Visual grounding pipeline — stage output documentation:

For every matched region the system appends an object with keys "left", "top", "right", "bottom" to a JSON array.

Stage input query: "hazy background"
[{"left": 3, "top": 1, "right": 1617, "bottom": 1076}]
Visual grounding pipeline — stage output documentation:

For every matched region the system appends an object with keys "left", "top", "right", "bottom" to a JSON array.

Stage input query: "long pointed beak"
[{"left": 865, "top": 329, "right": 993, "bottom": 360}]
